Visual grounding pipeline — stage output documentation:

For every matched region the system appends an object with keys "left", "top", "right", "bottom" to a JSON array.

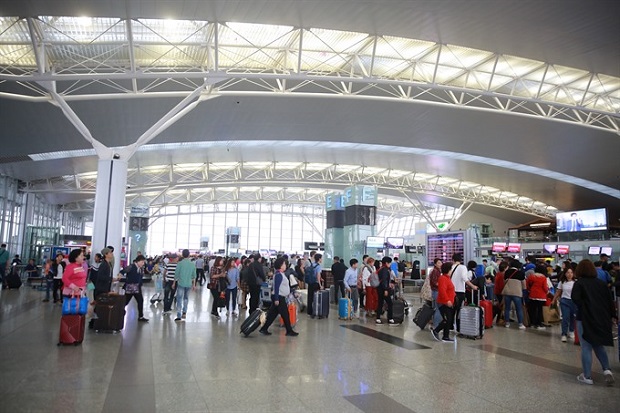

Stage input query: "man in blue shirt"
[
  {"left": 343, "top": 258, "right": 359, "bottom": 316},
  {"left": 594, "top": 261, "right": 612, "bottom": 288}
]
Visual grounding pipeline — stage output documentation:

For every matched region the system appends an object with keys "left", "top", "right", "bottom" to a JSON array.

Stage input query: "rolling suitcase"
[
  {"left": 413, "top": 303, "right": 434, "bottom": 329},
  {"left": 338, "top": 295, "right": 353, "bottom": 320},
  {"left": 94, "top": 293, "right": 125, "bottom": 333},
  {"left": 479, "top": 298, "right": 494, "bottom": 329},
  {"left": 458, "top": 290, "right": 484, "bottom": 339},
  {"left": 58, "top": 314, "right": 85, "bottom": 345},
  {"left": 150, "top": 292, "right": 162, "bottom": 304},
  {"left": 392, "top": 298, "right": 406, "bottom": 324},
  {"left": 260, "top": 282, "right": 272, "bottom": 308},
  {"left": 313, "top": 289, "right": 330, "bottom": 319},
  {"left": 279, "top": 302, "right": 297, "bottom": 327},
  {"left": 240, "top": 309, "right": 263, "bottom": 337}
]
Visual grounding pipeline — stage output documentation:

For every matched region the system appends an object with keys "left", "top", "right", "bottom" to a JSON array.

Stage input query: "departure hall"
[{"left": 0, "top": 1, "right": 619, "bottom": 412}]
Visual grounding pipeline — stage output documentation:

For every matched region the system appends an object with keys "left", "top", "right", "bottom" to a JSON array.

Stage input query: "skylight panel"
[
  {"left": 40, "top": 16, "right": 125, "bottom": 43},
  {"left": 208, "top": 162, "right": 239, "bottom": 170},
  {"left": 133, "top": 19, "right": 208, "bottom": 44},
  {"left": 438, "top": 45, "right": 493, "bottom": 70},
  {"left": 494, "top": 55, "right": 545, "bottom": 79},
  {"left": 274, "top": 162, "right": 303, "bottom": 170},
  {"left": 0, "top": 17, "right": 29, "bottom": 42},
  {"left": 223, "top": 22, "right": 294, "bottom": 49},
  {"left": 244, "top": 162, "right": 272, "bottom": 169},
  {"left": 374, "top": 36, "right": 435, "bottom": 60},
  {"left": 302, "top": 28, "right": 368, "bottom": 53}
]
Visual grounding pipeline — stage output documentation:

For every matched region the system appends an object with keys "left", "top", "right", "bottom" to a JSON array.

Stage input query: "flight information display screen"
[{"left": 426, "top": 232, "right": 464, "bottom": 266}]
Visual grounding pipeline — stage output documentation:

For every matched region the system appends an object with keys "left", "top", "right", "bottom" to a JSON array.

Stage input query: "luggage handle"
[{"left": 470, "top": 288, "right": 481, "bottom": 306}]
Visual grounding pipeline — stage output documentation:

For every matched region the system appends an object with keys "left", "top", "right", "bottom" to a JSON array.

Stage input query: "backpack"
[
  {"left": 305, "top": 263, "right": 319, "bottom": 284},
  {"left": 398, "top": 262, "right": 406, "bottom": 273}
]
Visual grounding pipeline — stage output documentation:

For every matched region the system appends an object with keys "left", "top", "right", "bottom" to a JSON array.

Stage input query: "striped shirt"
[{"left": 165, "top": 262, "right": 177, "bottom": 282}]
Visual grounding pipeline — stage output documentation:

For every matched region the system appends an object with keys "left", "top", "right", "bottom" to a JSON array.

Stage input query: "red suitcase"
[
  {"left": 58, "top": 314, "right": 86, "bottom": 346},
  {"left": 479, "top": 299, "right": 494, "bottom": 329},
  {"left": 279, "top": 302, "right": 297, "bottom": 327}
]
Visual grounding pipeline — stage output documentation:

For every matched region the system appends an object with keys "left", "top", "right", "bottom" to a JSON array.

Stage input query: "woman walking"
[{"left": 571, "top": 259, "right": 615, "bottom": 386}]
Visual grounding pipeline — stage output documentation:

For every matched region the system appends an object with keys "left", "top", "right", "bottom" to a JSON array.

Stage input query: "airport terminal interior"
[{"left": 0, "top": 1, "right": 620, "bottom": 412}]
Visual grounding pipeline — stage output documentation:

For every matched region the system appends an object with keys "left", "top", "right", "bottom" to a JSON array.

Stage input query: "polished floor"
[{"left": 0, "top": 284, "right": 618, "bottom": 413}]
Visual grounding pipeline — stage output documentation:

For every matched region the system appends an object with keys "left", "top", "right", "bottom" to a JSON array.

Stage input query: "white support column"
[{"left": 91, "top": 158, "right": 128, "bottom": 275}]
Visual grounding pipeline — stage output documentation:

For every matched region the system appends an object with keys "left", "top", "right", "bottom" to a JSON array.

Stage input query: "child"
[{"left": 151, "top": 263, "right": 163, "bottom": 304}]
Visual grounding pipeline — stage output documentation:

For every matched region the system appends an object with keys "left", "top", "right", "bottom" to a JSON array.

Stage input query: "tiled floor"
[{"left": 1, "top": 284, "right": 618, "bottom": 413}]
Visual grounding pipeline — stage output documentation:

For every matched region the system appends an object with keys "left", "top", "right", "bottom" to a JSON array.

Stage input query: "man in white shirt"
[
  {"left": 451, "top": 253, "right": 478, "bottom": 332},
  {"left": 343, "top": 258, "right": 359, "bottom": 316}
]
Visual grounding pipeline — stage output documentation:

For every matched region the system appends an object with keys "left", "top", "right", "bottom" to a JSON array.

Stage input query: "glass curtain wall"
[
  {"left": 145, "top": 202, "right": 426, "bottom": 256},
  {"left": 0, "top": 176, "right": 24, "bottom": 257}
]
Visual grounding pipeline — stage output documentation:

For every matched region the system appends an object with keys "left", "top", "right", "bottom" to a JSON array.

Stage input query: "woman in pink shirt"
[{"left": 62, "top": 249, "right": 87, "bottom": 297}]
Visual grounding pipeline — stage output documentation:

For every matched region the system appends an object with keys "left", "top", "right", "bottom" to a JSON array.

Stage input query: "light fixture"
[{"left": 530, "top": 222, "right": 551, "bottom": 227}]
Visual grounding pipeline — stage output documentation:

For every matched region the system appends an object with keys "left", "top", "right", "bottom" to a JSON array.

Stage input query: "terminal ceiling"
[{"left": 0, "top": 0, "right": 619, "bottom": 227}]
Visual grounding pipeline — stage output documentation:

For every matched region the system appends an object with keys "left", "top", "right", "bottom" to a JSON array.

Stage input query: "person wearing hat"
[
  {"left": 600, "top": 253, "right": 611, "bottom": 272},
  {"left": 95, "top": 248, "right": 114, "bottom": 298}
]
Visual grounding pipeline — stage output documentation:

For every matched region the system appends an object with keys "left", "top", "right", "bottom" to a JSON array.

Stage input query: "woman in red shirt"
[
  {"left": 431, "top": 262, "right": 457, "bottom": 343},
  {"left": 62, "top": 249, "right": 87, "bottom": 297},
  {"left": 526, "top": 264, "right": 549, "bottom": 329}
]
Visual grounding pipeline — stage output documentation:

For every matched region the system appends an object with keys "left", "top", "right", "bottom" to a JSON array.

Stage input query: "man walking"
[
  {"left": 0, "top": 243, "right": 9, "bottom": 283},
  {"left": 163, "top": 253, "right": 178, "bottom": 315},
  {"left": 174, "top": 249, "right": 196, "bottom": 322},
  {"left": 331, "top": 256, "right": 347, "bottom": 303}
]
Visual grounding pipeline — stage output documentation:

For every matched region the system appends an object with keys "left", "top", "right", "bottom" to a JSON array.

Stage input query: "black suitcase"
[
  {"left": 150, "top": 292, "right": 162, "bottom": 304},
  {"left": 413, "top": 303, "right": 434, "bottom": 330},
  {"left": 392, "top": 298, "right": 406, "bottom": 324},
  {"left": 240, "top": 309, "right": 263, "bottom": 337},
  {"left": 313, "top": 290, "right": 330, "bottom": 319},
  {"left": 94, "top": 293, "right": 125, "bottom": 332},
  {"left": 5, "top": 271, "right": 22, "bottom": 289}
]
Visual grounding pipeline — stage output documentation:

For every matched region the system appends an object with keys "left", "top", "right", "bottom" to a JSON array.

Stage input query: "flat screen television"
[
  {"left": 601, "top": 246, "right": 612, "bottom": 256},
  {"left": 588, "top": 246, "right": 601, "bottom": 255},
  {"left": 366, "top": 236, "right": 384, "bottom": 248},
  {"left": 507, "top": 243, "right": 521, "bottom": 253},
  {"left": 492, "top": 242, "right": 506, "bottom": 252},
  {"left": 405, "top": 245, "right": 416, "bottom": 253},
  {"left": 543, "top": 244, "right": 557, "bottom": 254},
  {"left": 385, "top": 237, "right": 404, "bottom": 249},
  {"left": 556, "top": 208, "right": 607, "bottom": 233},
  {"left": 556, "top": 245, "right": 570, "bottom": 255}
]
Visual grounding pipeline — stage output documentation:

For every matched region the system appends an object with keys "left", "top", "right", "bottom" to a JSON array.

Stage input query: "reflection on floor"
[{"left": 0, "top": 284, "right": 618, "bottom": 413}]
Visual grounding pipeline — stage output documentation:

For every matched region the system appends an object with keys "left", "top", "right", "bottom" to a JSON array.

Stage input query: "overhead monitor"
[
  {"left": 556, "top": 245, "right": 570, "bottom": 255},
  {"left": 385, "top": 237, "right": 404, "bottom": 249},
  {"left": 492, "top": 242, "right": 506, "bottom": 252},
  {"left": 507, "top": 243, "right": 521, "bottom": 253},
  {"left": 601, "top": 246, "right": 613, "bottom": 256},
  {"left": 366, "top": 236, "right": 384, "bottom": 248},
  {"left": 543, "top": 244, "right": 557, "bottom": 254},
  {"left": 405, "top": 245, "right": 416, "bottom": 253},
  {"left": 588, "top": 246, "right": 601, "bottom": 255},
  {"left": 556, "top": 208, "right": 607, "bottom": 233}
]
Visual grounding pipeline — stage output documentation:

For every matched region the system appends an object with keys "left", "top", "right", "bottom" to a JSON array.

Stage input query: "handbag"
[
  {"left": 62, "top": 293, "right": 89, "bottom": 315},
  {"left": 421, "top": 275, "right": 433, "bottom": 302},
  {"left": 87, "top": 281, "right": 95, "bottom": 291}
]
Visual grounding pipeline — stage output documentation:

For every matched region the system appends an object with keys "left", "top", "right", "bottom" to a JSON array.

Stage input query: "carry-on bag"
[
  {"left": 150, "top": 292, "right": 162, "bottom": 304},
  {"left": 479, "top": 298, "right": 494, "bottom": 329},
  {"left": 240, "top": 309, "right": 263, "bottom": 337},
  {"left": 62, "top": 293, "right": 89, "bottom": 315},
  {"left": 94, "top": 293, "right": 125, "bottom": 332},
  {"left": 338, "top": 293, "right": 353, "bottom": 320},
  {"left": 313, "top": 289, "right": 330, "bottom": 319},
  {"left": 413, "top": 303, "right": 434, "bottom": 329},
  {"left": 392, "top": 298, "right": 406, "bottom": 324},
  {"left": 279, "top": 302, "right": 297, "bottom": 327},
  {"left": 458, "top": 290, "right": 484, "bottom": 339},
  {"left": 58, "top": 314, "right": 85, "bottom": 345}
]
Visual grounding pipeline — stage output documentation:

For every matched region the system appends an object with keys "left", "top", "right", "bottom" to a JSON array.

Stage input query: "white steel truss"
[
  {"left": 0, "top": 17, "right": 618, "bottom": 132},
  {"left": 23, "top": 161, "right": 557, "bottom": 219}
]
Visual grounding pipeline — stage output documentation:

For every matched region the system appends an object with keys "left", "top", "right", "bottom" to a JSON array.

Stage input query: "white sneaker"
[
  {"left": 375, "top": 319, "right": 383, "bottom": 324},
  {"left": 603, "top": 370, "right": 615, "bottom": 386},
  {"left": 504, "top": 323, "right": 510, "bottom": 328},
  {"left": 568, "top": 331, "right": 575, "bottom": 339},
  {"left": 518, "top": 324, "right": 526, "bottom": 330},
  {"left": 577, "top": 373, "right": 593, "bottom": 385},
  {"left": 561, "top": 335, "right": 567, "bottom": 342}
]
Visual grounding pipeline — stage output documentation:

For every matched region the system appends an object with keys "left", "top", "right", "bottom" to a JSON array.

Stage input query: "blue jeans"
[
  {"left": 176, "top": 286, "right": 191, "bottom": 318},
  {"left": 45, "top": 279, "right": 53, "bottom": 300},
  {"left": 431, "top": 290, "right": 442, "bottom": 329},
  {"left": 225, "top": 287, "right": 238, "bottom": 312},
  {"left": 503, "top": 295, "right": 523, "bottom": 325},
  {"left": 576, "top": 320, "right": 610, "bottom": 378},
  {"left": 560, "top": 298, "right": 576, "bottom": 336}
]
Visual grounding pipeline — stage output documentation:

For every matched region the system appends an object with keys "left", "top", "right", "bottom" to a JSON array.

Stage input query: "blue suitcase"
[{"left": 338, "top": 297, "right": 352, "bottom": 319}]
